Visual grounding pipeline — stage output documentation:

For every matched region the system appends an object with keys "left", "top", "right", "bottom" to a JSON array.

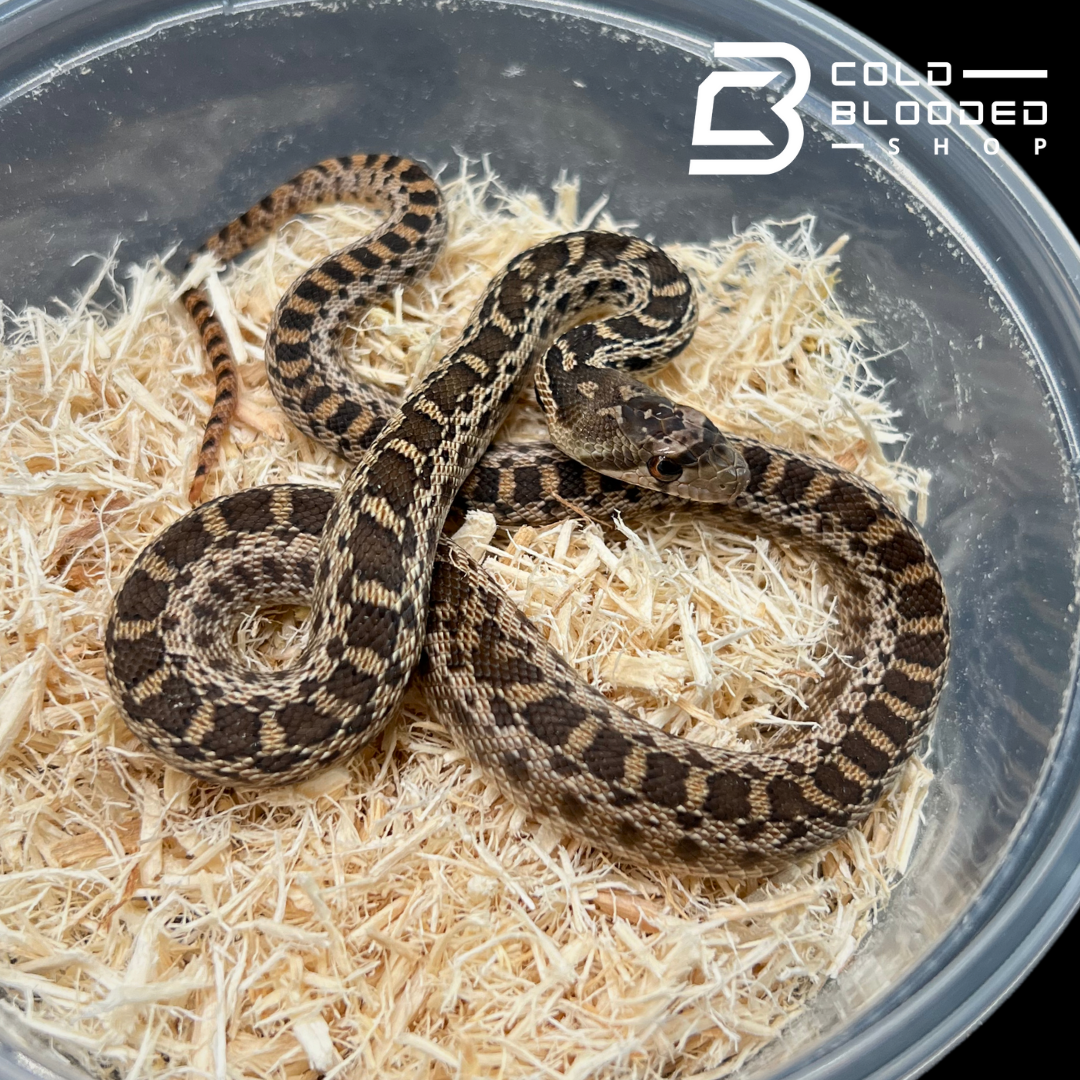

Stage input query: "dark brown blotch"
[
  {"left": 470, "top": 323, "right": 516, "bottom": 363},
  {"left": 550, "top": 752, "right": 583, "bottom": 776},
  {"left": 296, "top": 558, "right": 316, "bottom": 590},
  {"left": 527, "top": 239, "right": 570, "bottom": 279},
  {"left": 521, "top": 696, "right": 589, "bottom": 749},
  {"left": 863, "top": 699, "right": 910, "bottom": 747},
  {"left": 191, "top": 602, "right": 218, "bottom": 627},
  {"left": 462, "top": 464, "right": 501, "bottom": 506},
  {"left": 290, "top": 490, "right": 334, "bottom": 535},
  {"left": 681, "top": 745, "right": 711, "bottom": 770},
  {"left": 422, "top": 372, "right": 464, "bottom": 416},
  {"left": 585, "top": 232, "right": 632, "bottom": 264},
  {"left": 873, "top": 530, "right": 928, "bottom": 572},
  {"left": 401, "top": 211, "right": 432, "bottom": 235},
  {"left": 132, "top": 673, "right": 202, "bottom": 734},
  {"left": 276, "top": 700, "right": 340, "bottom": 746},
  {"left": 108, "top": 632, "right": 166, "bottom": 688},
  {"left": 220, "top": 488, "right": 276, "bottom": 535},
  {"left": 408, "top": 187, "right": 440, "bottom": 206},
  {"left": 642, "top": 246, "right": 682, "bottom": 286},
  {"left": 489, "top": 695, "right": 517, "bottom": 728},
  {"left": 741, "top": 444, "right": 772, "bottom": 495},
  {"left": 513, "top": 466, "right": 543, "bottom": 507},
  {"left": 581, "top": 727, "right": 633, "bottom": 785},
  {"left": 604, "top": 314, "right": 648, "bottom": 343},
  {"left": 471, "top": 616, "right": 545, "bottom": 687},
  {"left": 812, "top": 761, "right": 864, "bottom": 806},
  {"left": 640, "top": 751, "right": 690, "bottom": 810},
  {"left": 553, "top": 456, "right": 589, "bottom": 501},
  {"left": 398, "top": 400, "right": 446, "bottom": 452},
  {"left": 380, "top": 231, "right": 410, "bottom": 255},
  {"left": 557, "top": 792, "right": 589, "bottom": 824},
  {"left": 365, "top": 448, "right": 419, "bottom": 517},
  {"left": 208, "top": 578, "right": 235, "bottom": 603},
  {"left": 815, "top": 478, "right": 879, "bottom": 531},
  {"left": 277, "top": 307, "right": 316, "bottom": 333},
  {"left": 897, "top": 578, "right": 946, "bottom": 620},
  {"left": 342, "top": 598, "right": 399, "bottom": 660},
  {"left": 324, "top": 400, "right": 363, "bottom": 441},
  {"left": 848, "top": 535, "right": 869, "bottom": 559},
  {"left": 344, "top": 513, "right": 406, "bottom": 592},
  {"left": 502, "top": 751, "right": 530, "bottom": 783},
  {"left": 114, "top": 568, "right": 171, "bottom": 623},
  {"left": 256, "top": 749, "right": 305, "bottom": 774},
  {"left": 674, "top": 835, "right": 704, "bottom": 863},
  {"left": 400, "top": 163, "right": 430, "bottom": 184},
  {"left": 703, "top": 771, "right": 752, "bottom": 821},
  {"left": 292, "top": 278, "right": 332, "bottom": 306},
  {"left": 157, "top": 513, "right": 215, "bottom": 569},
  {"left": 429, "top": 555, "right": 471, "bottom": 609},
  {"left": 883, "top": 667, "right": 935, "bottom": 709},
  {"left": 893, "top": 631, "right": 948, "bottom": 670},
  {"left": 350, "top": 246, "right": 384, "bottom": 271},
  {"left": 260, "top": 556, "right": 284, "bottom": 581},
  {"left": 322, "top": 659, "right": 377, "bottom": 706},
  {"left": 775, "top": 457, "right": 817, "bottom": 504},
  {"left": 562, "top": 323, "right": 604, "bottom": 362},
  {"left": 642, "top": 292, "right": 689, "bottom": 321},
  {"left": 201, "top": 701, "right": 262, "bottom": 757},
  {"left": 496, "top": 269, "right": 530, "bottom": 323},
  {"left": 840, "top": 730, "right": 892, "bottom": 777},
  {"left": 737, "top": 819, "right": 767, "bottom": 841},
  {"left": 766, "top": 776, "right": 821, "bottom": 821}
]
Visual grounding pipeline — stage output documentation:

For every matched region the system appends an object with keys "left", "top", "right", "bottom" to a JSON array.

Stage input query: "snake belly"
[{"left": 105, "top": 155, "right": 949, "bottom": 876}]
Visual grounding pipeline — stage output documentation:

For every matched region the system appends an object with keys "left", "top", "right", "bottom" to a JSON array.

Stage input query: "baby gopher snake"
[{"left": 105, "top": 154, "right": 949, "bottom": 875}]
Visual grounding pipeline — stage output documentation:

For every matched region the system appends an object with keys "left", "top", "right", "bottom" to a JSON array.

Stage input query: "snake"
[{"left": 104, "top": 154, "right": 949, "bottom": 876}]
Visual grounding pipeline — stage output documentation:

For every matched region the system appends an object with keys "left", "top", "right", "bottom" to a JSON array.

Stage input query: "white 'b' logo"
[{"left": 690, "top": 43, "right": 811, "bottom": 175}]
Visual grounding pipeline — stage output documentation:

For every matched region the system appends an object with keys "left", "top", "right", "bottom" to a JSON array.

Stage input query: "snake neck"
[{"left": 307, "top": 232, "right": 699, "bottom": 639}]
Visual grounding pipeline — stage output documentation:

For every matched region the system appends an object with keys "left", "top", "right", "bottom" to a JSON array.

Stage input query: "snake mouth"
[{"left": 657, "top": 441, "right": 750, "bottom": 503}]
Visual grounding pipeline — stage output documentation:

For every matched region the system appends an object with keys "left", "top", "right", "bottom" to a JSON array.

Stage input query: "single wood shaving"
[{"left": 0, "top": 158, "right": 934, "bottom": 1080}]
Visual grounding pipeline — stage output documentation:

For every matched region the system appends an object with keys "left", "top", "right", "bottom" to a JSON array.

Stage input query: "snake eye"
[{"left": 647, "top": 455, "right": 682, "bottom": 482}]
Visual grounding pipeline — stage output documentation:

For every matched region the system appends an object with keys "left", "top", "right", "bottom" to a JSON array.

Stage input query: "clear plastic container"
[{"left": 1, "top": 1, "right": 1078, "bottom": 1078}]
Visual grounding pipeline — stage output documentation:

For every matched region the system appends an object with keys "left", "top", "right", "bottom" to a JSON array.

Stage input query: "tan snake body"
[{"left": 105, "top": 155, "right": 949, "bottom": 875}]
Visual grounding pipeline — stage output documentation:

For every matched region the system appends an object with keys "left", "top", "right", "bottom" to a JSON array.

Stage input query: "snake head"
[
  {"left": 625, "top": 397, "right": 749, "bottom": 502},
  {"left": 574, "top": 390, "right": 749, "bottom": 502}
]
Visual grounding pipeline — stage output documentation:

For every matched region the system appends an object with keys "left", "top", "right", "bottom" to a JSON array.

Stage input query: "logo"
[{"left": 690, "top": 43, "right": 811, "bottom": 175}]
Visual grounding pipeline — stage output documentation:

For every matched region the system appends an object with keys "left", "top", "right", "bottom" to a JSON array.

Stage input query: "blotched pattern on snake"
[{"left": 105, "top": 154, "right": 949, "bottom": 875}]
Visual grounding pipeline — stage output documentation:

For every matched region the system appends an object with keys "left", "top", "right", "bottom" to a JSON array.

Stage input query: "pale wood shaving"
[{"left": 0, "top": 159, "right": 933, "bottom": 1079}]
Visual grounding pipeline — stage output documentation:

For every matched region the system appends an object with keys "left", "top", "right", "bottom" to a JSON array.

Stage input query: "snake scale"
[{"left": 105, "top": 154, "right": 949, "bottom": 875}]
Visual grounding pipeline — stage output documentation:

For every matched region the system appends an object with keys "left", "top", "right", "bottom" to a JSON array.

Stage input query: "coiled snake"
[{"left": 105, "top": 154, "right": 949, "bottom": 875}]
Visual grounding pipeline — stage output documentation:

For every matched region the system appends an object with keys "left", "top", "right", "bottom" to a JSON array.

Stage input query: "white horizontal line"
[
  {"left": 962, "top": 69, "right": 1048, "bottom": 79},
  {"left": 831, "top": 142, "right": 864, "bottom": 150}
]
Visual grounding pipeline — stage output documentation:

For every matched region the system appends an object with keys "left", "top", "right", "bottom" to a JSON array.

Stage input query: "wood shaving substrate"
[{"left": 0, "top": 160, "right": 934, "bottom": 1080}]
